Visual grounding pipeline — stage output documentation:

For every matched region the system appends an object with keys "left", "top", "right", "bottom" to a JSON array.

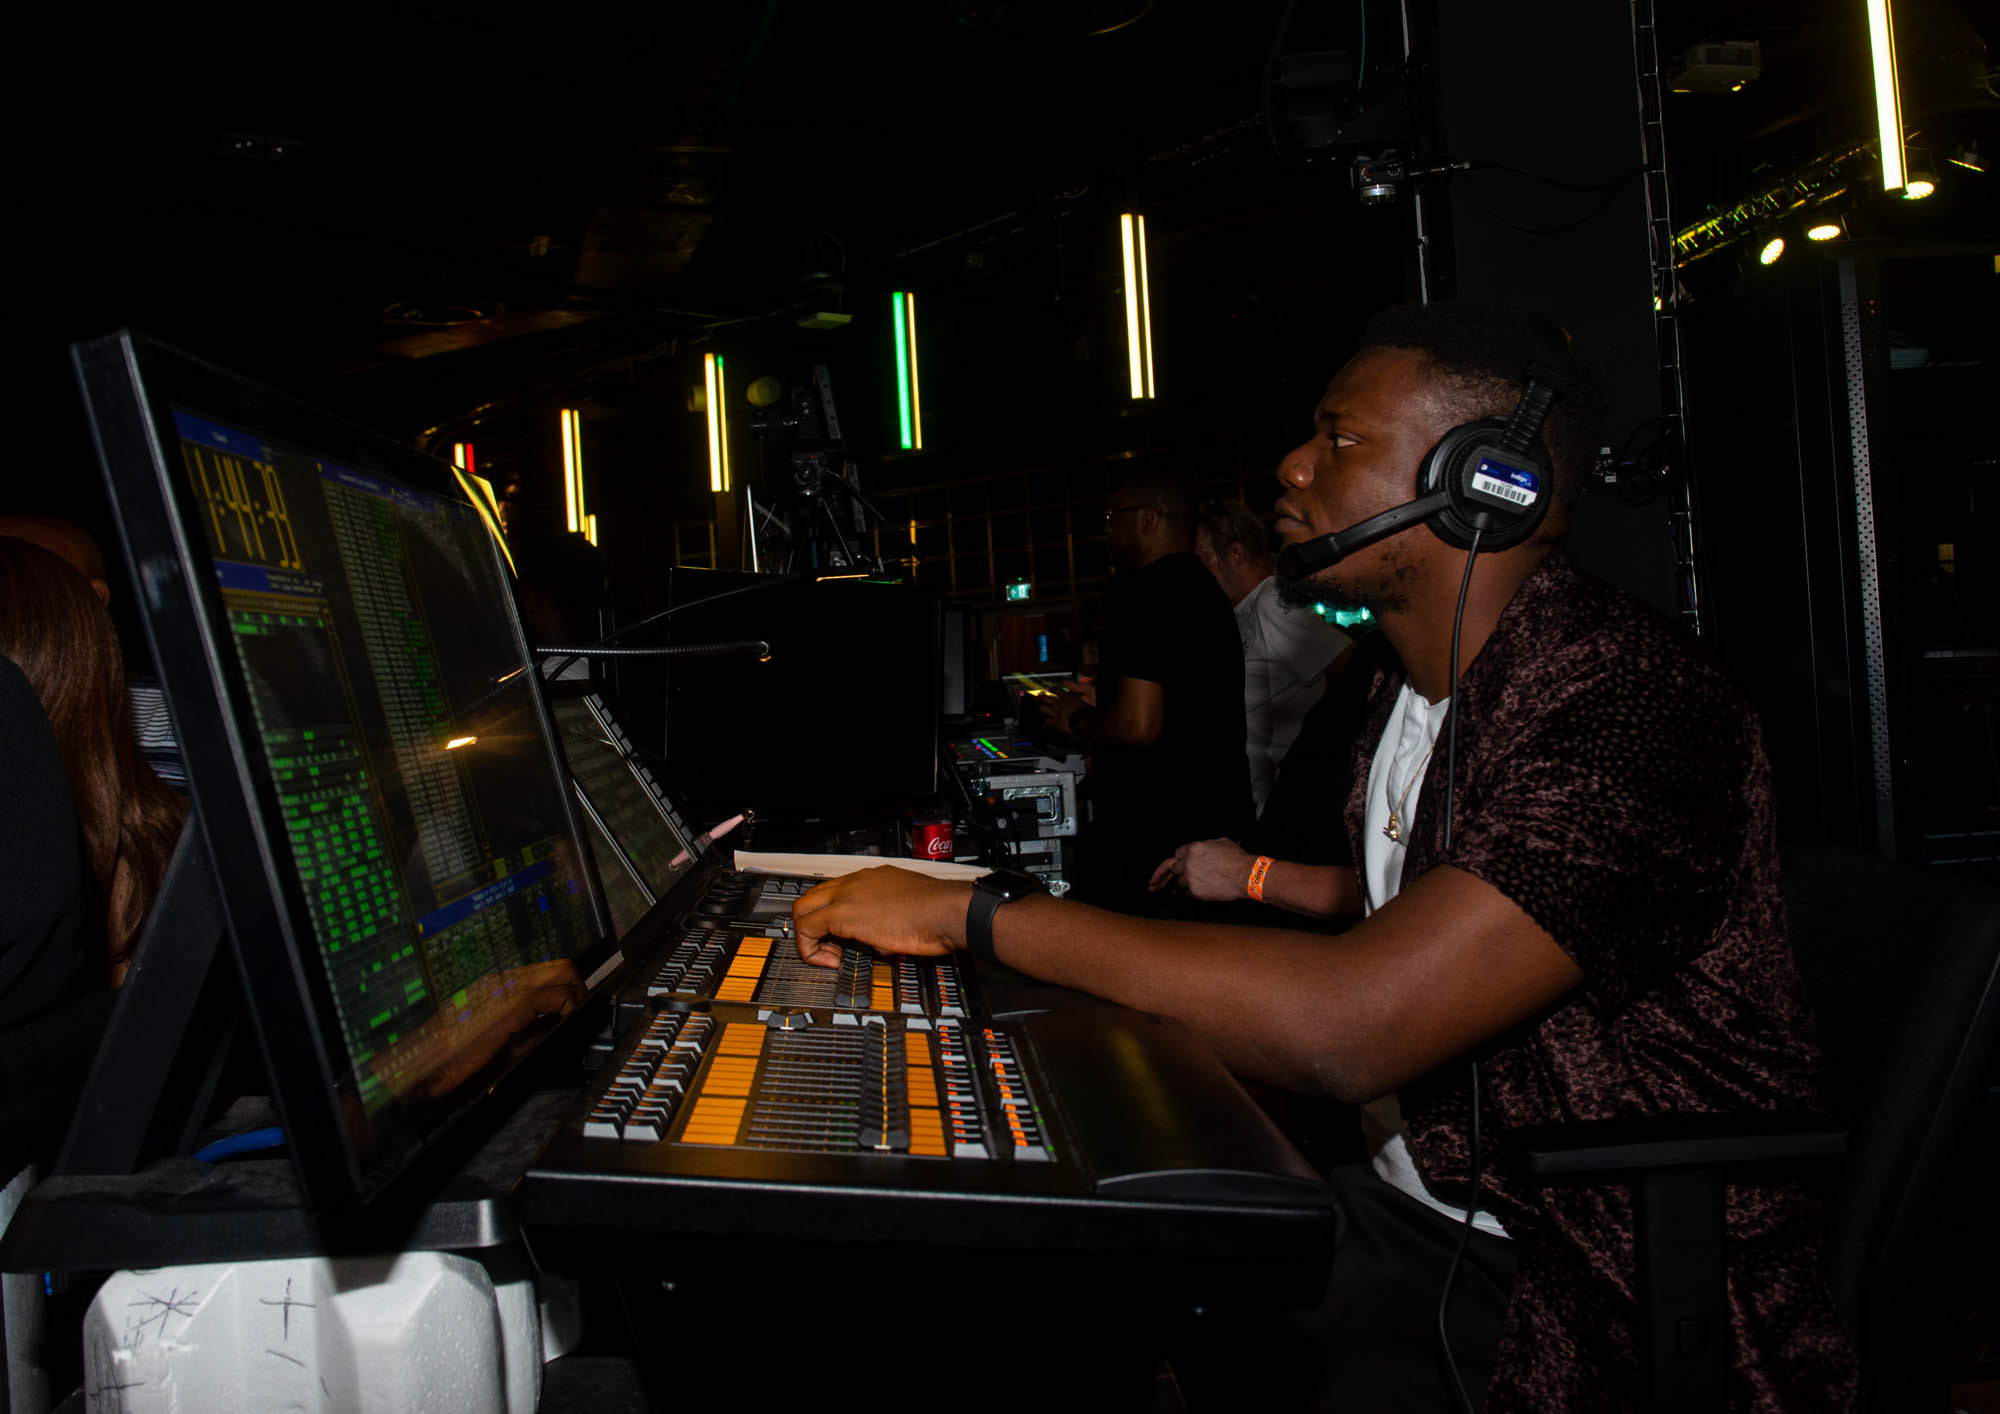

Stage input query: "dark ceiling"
[{"left": 22, "top": 0, "right": 1996, "bottom": 533}]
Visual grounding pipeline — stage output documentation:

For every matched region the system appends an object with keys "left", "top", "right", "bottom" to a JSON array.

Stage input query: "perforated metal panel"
[{"left": 1838, "top": 259, "right": 1896, "bottom": 854}]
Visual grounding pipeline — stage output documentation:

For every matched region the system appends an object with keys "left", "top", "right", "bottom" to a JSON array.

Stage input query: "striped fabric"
[{"left": 128, "top": 679, "right": 187, "bottom": 788}]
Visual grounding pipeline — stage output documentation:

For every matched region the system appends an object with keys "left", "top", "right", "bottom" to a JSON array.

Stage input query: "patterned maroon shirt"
[{"left": 1344, "top": 549, "right": 1859, "bottom": 1412}]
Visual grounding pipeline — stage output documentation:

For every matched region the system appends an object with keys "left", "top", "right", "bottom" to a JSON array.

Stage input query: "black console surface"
[{"left": 526, "top": 867, "right": 1340, "bottom": 1307}]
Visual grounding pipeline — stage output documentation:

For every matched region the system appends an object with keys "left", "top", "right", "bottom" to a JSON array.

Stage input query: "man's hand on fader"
[{"left": 790, "top": 866, "right": 976, "bottom": 968}]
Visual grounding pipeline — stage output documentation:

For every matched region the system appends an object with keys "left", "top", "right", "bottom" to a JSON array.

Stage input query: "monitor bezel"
[
  {"left": 73, "top": 329, "right": 620, "bottom": 1210},
  {"left": 546, "top": 686, "right": 706, "bottom": 934}
]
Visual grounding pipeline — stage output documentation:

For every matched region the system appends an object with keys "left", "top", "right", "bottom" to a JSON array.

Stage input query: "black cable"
[
  {"left": 1259, "top": 0, "right": 1303, "bottom": 152},
  {"left": 533, "top": 640, "right": 769, "bottom": 661},
  {"left": 1436, "top": 527, "right": 1485, "bottom": 1414},
  {"left": 1474, "top": 160, "right": 1646, "bottom": 192},
  {"left": 1356, "top": 0, "right": 1368, "bottom": 94},
  {"left": 537, "top": 575, "right": 796, "bottom": 682},
  {"left": 1457, "top": 165, "right": 1642, "bottom": 236}
]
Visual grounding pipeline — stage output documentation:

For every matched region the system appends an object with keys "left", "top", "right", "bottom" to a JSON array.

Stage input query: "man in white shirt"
[{"left": 1194, "top": 500, "right": 1351, "bottom": 814}]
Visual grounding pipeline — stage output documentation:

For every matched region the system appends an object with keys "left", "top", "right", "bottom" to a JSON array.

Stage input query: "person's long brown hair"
[{"left": 0, "top": 536, "right": 186, "bottom": 982}]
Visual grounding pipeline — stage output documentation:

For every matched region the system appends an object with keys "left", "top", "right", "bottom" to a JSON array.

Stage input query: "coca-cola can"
[{"left": 908, "top": 817, "right": 955, "bottom": 861}]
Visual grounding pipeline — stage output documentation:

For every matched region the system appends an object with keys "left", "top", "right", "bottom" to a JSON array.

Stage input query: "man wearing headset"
[{"left": 790, "top": 301, "right": 1856, "bottom": 1412}]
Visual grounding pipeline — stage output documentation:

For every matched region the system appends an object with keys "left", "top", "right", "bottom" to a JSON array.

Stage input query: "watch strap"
[{"left": 965, "top": 886, "right": 1005, "bottom": 965}]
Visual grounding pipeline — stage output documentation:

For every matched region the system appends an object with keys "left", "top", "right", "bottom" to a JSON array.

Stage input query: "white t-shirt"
[
  {"left": 1236, "top": 576, "right": 1349, "bottom": 813},
  {"left": 1358, "top": 682, "right": 1509, "bottom": 1238}
]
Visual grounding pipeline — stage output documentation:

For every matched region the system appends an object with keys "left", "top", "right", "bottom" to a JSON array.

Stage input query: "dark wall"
[
  {"left": 1682, "top": 269, "right": 1876, "bottom": 849},
  {"left": 1433, "top": 0, "right": 1678, "bottom": 616}
]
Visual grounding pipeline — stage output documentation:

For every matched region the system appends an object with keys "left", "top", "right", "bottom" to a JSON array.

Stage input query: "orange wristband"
[{"left": 1246, "top": 855, "right": 1274, "bottom": 901}]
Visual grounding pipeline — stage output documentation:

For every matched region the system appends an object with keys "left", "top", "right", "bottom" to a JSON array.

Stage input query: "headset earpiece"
[{"left": 1414, "top": 361, "right": 1567, "bottom": 551}]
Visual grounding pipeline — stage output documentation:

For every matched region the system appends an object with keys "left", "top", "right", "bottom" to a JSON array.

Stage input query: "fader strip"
[
  {"left": 645, "top": 928, "right": 731, "bottom": 999},
  {"left": 583, "top": 1011, "right": 1048, "bottom": 1163},
  {"left": 644, "top": 926, "right": 969, "bottom": 1019},
  {"left": 582, "top": 1011, "right": 716, "bottom": 1142},
  {"left": 981, "top": 1026, "right": 1052, "bottom": 1161}
]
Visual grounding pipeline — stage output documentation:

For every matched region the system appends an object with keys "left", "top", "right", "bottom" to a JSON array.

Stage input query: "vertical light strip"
[
  {"left": 1867, "top": 0, "right": 1906, "bottom": 191},
  {"left": 1119, "top": 214, "right": 1145, "bottom": 398},
  {"left": 708, "top": 356, "right": 732, "bottom": 496},
  {"left": 892, "top": 292, "right": 914, "bottom": 450},
  {"left": 560, "top": 409, "right": 580, "bottom": 533},
  {"left": 905, "top": 291, "right": 923, "bottom": 450},
  {"left": 1135, "top": 215, "right": 1156, "bottom": 399},
  {"left": 715, "top": 356, "right": 730, "bottom": 493}
]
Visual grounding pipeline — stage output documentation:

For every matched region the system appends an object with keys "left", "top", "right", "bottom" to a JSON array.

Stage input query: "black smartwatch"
[{"left": 964, "top": 868, "right": 1048, "bottom": 965}]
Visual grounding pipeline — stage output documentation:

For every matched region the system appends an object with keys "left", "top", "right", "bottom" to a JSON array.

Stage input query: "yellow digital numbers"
[
  {"left": 181, "top": 443, "right": 305, "bottom": 571},
  {"left": 184, "top": 444, "right": 233, "bottom": 554},
  {"left": 258, "top": 462, "right": 304, "bottom": 569}
]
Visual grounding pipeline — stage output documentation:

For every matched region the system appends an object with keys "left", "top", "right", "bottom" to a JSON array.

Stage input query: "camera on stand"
[{"left": 744, "top": 364, "right": 888, "bottom": 577}]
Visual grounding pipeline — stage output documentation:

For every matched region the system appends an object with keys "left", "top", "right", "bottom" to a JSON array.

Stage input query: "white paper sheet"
[{"left": 731, "top": 850, "right": 988, "bottom": 882}]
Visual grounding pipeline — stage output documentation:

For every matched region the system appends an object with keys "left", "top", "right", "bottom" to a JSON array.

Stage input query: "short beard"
[{"left": 1275, "top": 548, "right": 1417, "bottom": 616}]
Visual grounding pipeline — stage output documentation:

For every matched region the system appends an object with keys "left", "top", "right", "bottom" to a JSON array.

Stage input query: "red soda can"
[{"left": 909, "top": 817, "right": 955, "bottom": 861}]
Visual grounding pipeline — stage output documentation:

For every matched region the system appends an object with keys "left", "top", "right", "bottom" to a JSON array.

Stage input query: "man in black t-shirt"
[{"left": 1037, "top": 473, "right": 1251, "bottom": 913}]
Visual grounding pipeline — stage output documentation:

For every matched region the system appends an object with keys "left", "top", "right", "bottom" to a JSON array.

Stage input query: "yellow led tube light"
[
  {"left": 704, "top": 353, "right": 731, "bottom": 493},
  {"left": 1120, "top": 215, "right": 1143, "bottom": 398},
  {"left": 560, "top": 409, "right": 580, "bottom": 533},
  {"left": 1867, "top": 0, "right": 1906, "bottom": 192},
  {"left": 1120, "top": 213, "right": 1155, "bottom": 399},
  {"left": 906, "top": 292, "right": 923, "bottom": 450}
]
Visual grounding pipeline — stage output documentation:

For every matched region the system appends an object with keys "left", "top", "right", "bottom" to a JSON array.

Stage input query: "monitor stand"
[
  {"left": 0, "top": 817, "right": 569, "bottom": 1278},
  {"left": 55, "top": 819, "right": 236, "bottom": 1179}
]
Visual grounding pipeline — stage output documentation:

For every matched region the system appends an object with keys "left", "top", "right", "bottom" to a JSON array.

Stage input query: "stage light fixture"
[
  {"left": 1866, "top": 0, "right": 1907, "bottom": 192},
  {"left": 1900, "top": 147, "right": 1939, "bottom": 200},
  {"left": 1807, "top": 221, "right": 1844, "bottom": 240},
  {"left": 703, "top": 354, "right": 731, "bottom": 493},
  {"left": 1759, "top": 236, "right": 1786, "bottom": 265},
  {"left": 1119, "top": 214, "right": 1156, "bottom": 399}
]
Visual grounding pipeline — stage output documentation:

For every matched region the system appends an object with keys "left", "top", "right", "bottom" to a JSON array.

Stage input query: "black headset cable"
[{"left": 1436, "top": 526, "right": 1487, "bottom": 1414}]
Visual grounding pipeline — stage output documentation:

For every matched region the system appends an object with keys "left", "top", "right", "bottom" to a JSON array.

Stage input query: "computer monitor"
[
  {"left": 73, "top": 331, "right": 616, "bottom": 1209},
  {"left": 658, "top": 569, "right": 941, "bottom": 817},
  {"left": 550, "top": 690, "right": 703, "bottom": 938}
]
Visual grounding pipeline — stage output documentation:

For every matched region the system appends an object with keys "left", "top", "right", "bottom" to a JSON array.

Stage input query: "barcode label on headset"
[{"left": 1471, "top": 459, "right": 1540, "bottom": 507}]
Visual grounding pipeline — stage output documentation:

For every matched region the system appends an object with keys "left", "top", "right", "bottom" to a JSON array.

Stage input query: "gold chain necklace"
[{"left": 1383, "top": 735, "right": 1440, "bottom": 843}]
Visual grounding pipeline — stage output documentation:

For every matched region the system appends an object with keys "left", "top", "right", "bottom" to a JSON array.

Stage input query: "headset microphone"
[
  {"left": 1274, "top": 490, "right": 1451, "bottom": 577},
  {"left": 1273, "top": 361, "right": 1569, "bottom": 584}
]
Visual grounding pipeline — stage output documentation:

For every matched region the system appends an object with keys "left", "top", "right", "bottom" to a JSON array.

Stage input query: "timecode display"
[{"left": 182, "top": 441, "right": 306, "bottom": 571}]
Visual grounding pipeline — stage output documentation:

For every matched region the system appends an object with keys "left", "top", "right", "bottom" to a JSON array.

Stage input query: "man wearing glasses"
[{"left": 1033, "top": 473, "right": 1252, "bottom": 914}]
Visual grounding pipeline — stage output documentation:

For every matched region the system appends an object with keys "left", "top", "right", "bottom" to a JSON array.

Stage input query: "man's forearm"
[
  {"left": 794, "top": 863, "right": 1583, "bottom": 1108},
  {"left": 985, "top": 894, "right": 1368, "bottom": 1097}
]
